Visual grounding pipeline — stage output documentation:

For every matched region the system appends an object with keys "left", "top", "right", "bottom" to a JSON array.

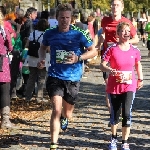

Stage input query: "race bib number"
[
  {"left": 56, "top": 50, "right": 70, "bottom": 64},
  {"left": 115, "top": 71, "right": 132, "bottom": 84}
]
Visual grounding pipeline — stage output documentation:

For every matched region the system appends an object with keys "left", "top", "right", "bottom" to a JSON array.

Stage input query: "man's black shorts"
[{"left": 46, "top": 76, "right": 80, "bottom": 105}]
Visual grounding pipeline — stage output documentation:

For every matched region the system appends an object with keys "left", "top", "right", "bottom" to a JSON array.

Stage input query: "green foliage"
[{"left": 1, "top": 0, "right": 150, "bottom": 14}]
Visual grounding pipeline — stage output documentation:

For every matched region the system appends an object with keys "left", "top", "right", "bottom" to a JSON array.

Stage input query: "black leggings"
[
  {"left": 109, "top": 91, "right": 134, "bottom": 127},
  {"left": 10, "top": 51, "right": 20, "bottom": 97},
  {"left": 0, "top": 82, "right": 10, "bottom": 109}
]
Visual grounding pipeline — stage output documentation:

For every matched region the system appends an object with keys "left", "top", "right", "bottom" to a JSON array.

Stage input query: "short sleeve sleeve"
[
  {"left": 102, "top": 47, "right": 112, "bottom": 62},
  {"left": 42, "top": 30, "right": 49, "bottom": 46},
  {"left": 80, "top": 31, "right": 93, "bottom": 48},
  {"left": 135, "top": 48, "right": 141, "bottom": 62}
]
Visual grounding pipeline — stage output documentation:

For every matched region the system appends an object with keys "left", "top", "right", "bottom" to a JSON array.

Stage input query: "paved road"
[{"left": 0, "top": 41, "right": 150, "bottom": 150}]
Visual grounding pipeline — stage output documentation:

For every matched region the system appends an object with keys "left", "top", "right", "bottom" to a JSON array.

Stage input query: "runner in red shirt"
[
  {"left": 100, "top": 22, "right": 143, "bottom": 150},
  {"left": 96, "top": 0, "right": 139, "bottom": 129}
]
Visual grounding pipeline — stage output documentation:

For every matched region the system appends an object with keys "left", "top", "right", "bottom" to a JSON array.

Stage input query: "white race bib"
[
  {"left": 115, "top": 71, "right": 132, "bottom": 84},
  {"left": 56, "top": 50, "right": 70, "bottom": 64}
]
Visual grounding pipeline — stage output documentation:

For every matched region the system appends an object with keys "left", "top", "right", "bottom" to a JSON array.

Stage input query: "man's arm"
[
  {"left": 65, "top": 44, "right": 98, "bottom": 64},
  {"left": 37, "top": 44, "right": 49, "bottom": 69},
  {"left": 80, "top": 44, "right": 98, "bottom": 60}
]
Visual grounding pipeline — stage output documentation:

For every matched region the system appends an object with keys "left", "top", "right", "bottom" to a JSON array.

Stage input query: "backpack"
[{"left": 28, "top": 31, "right": 43, "bottom": 58}]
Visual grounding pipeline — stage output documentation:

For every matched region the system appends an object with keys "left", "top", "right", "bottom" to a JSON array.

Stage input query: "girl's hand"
[
  {"left": 109, "top": 68, "right": 117, "bottom": 76},
  {"left": 137, "top": 80, "right": 143, "bottom": 90}
]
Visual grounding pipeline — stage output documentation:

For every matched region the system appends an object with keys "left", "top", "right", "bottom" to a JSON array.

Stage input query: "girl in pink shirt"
[{"left": 100, "top": 22, "right": 143, "bottom": 150}]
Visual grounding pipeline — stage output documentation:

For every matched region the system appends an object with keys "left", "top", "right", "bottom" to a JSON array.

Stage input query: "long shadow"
[{"left": 1, "top": 58, "right": 150, "bottom": 149}]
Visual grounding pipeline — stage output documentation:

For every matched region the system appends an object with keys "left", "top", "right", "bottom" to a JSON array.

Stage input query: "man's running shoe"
[
  {"left": 60, "top": 117, "right": 68, "bottom": 131},
  {"left": 108, "top": 138, "right": 118, "bottom": 150},
  {"left": 121, "top": 143, "right": 130, "bottom": 150},
  {"left": 50, "top": 143, "right": 58, "bottom": 150}
]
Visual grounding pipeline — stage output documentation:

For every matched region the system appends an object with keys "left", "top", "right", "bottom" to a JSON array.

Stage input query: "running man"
[{"left": 38, "top": 3, "right": 97, "bottom": 150}]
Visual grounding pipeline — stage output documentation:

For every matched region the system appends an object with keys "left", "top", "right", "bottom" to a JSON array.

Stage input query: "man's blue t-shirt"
[{"left": 42, "top": 25, "right": 93, "bottom": 81}]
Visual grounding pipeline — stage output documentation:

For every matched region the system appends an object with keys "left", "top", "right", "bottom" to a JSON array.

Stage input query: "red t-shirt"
[
  {"left": 103, "top": 43, "right": 141, "bottom": 94},
  {"left": 101, "top": 16, "right": 136, "bottom": 55}
]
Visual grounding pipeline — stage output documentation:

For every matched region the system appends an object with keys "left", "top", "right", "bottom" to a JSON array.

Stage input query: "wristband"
[{"left": 138, "top": 79, "right": 143, "bottom": 82}]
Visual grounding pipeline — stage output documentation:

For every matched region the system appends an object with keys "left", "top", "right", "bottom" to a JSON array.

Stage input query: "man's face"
[
  {"left": 30, "top": 11, "right": 37, "bottom": 20},
  {"left": 57, "top": 11, "right": 71, "bottom": 30},
  {"left": 111, "top": 0, "right": 124, "bottom": 16}
]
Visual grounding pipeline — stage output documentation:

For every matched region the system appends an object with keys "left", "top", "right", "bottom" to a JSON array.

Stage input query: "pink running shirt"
[{"left": 103, "top": 44, "right": 141, "bottom": 94}]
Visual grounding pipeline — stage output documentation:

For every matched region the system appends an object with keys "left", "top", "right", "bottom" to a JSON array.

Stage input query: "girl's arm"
[
  {"left": 100, "top": 60, "right": 112, "bottom": 72},
  {"left": 135, "top": 61, "right": 143, "bottom": 90}
]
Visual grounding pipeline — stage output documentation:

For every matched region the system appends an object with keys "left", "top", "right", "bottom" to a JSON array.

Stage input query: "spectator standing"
[
  {"left": 0, "top": 9, "right": 13, "bottom": 129},
  {"left": 7, "top": 10, "right": 23, "bottom": 99},
  {"left": 72, "top": 9, "right": 88, "bottom": 31},
  {"left": 25, "top": 19, "right": 49, "bottom": 103},
  {"left": 20, "top": 7, "right": 37, "bottom": 45},
  {"left": 48, "top": 9, "right": 58, "bottom": 28}
]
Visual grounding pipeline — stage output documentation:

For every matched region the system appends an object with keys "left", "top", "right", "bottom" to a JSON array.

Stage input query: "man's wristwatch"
[{"left": 78, "top": 55, "right": 82, "bottom": 62}]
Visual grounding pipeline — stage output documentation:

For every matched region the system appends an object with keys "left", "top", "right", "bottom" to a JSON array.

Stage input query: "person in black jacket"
[{"left": 20, "top": 7, "right": 37, "bottom": 48}]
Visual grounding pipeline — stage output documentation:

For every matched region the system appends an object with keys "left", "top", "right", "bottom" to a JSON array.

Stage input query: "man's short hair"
[
  {"left": 56, "top": 3, "right": 72, "bottom": 17},
  {"left": 16, "top": 9, "right": 24, "bottom": 18},
  {"left": 111, "top": 0, "right": 124, "bottom": 6},
  {"left": 25, "top": 7, "right": 37, "bottom": 18}
]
